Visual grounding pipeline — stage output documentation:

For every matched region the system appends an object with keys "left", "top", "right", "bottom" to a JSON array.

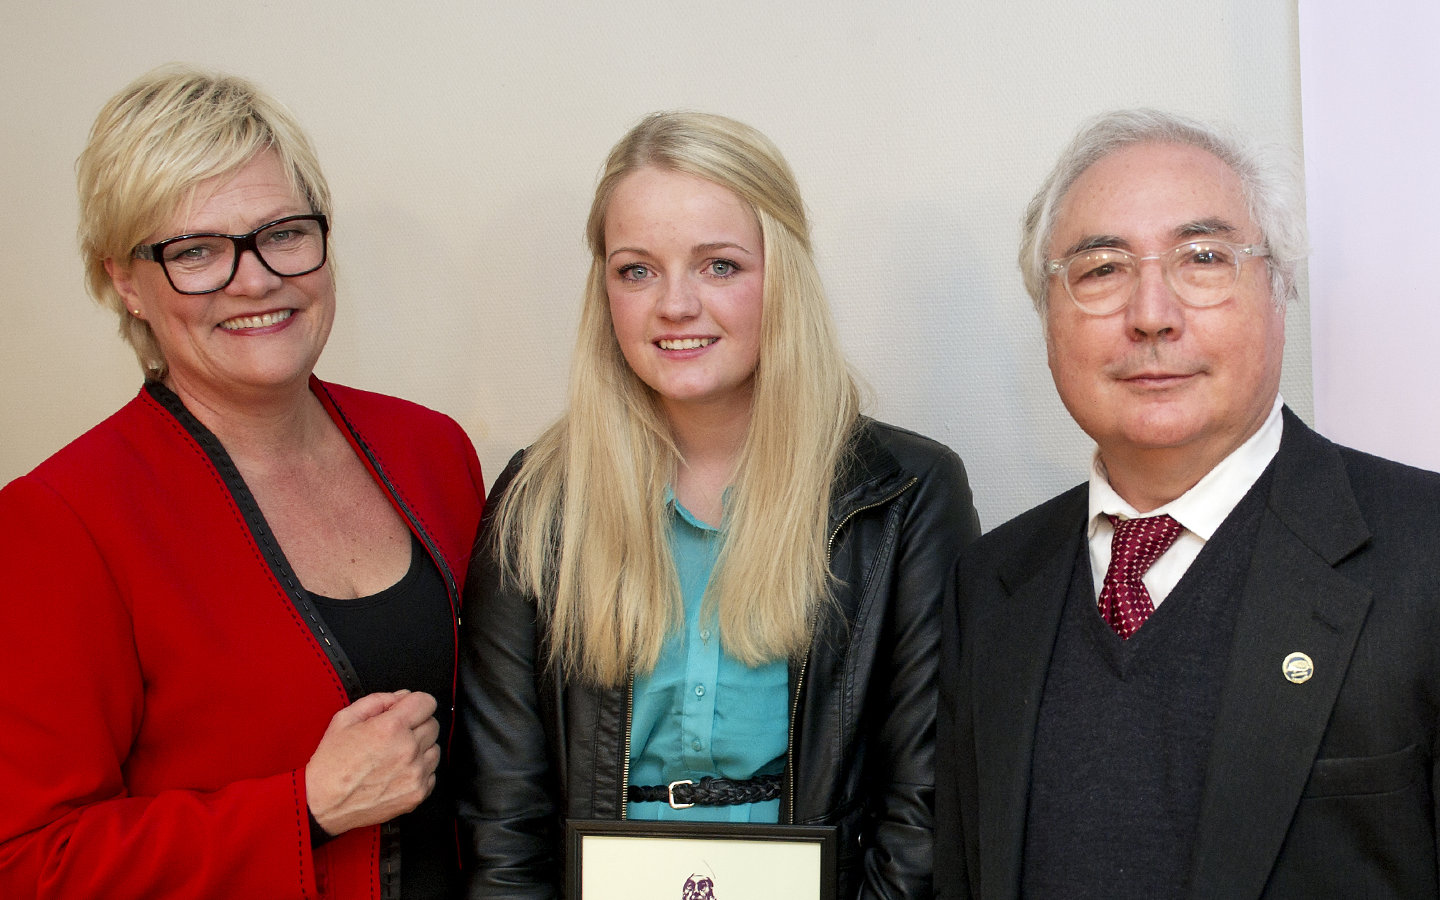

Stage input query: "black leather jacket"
[{"left": 455, "top": 419, "right": 980, "bottom": 900}]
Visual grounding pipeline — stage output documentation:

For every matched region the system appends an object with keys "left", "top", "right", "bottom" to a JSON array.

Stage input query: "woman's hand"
[{"left": 304, "top": 689, "right": 441, "bottom": 836}]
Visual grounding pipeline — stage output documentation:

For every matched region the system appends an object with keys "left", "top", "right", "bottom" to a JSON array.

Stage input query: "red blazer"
[{"left": 0, "top": 378, "right": 485, "bottom": 900}]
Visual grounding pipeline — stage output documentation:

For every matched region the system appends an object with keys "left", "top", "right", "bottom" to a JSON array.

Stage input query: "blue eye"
[
  {"left": 708, "top": 260, "right": 736, "bottom": 277},
  {"left": 619, "top": 264, "right": 650, "bottom": 281}
]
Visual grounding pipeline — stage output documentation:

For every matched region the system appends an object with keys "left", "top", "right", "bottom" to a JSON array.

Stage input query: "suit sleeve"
[
  {"left": 0, "top": 476, "right": 317, "bottom": 900},
  {"left": 859, "top": 447, "right": 981, "bottom": 900},
  {"left": 454, "top": 453, "right": 562, "bottom": 900}
]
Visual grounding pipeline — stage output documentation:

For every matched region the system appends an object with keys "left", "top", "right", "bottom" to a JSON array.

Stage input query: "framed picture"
[{"left": 566, "top": 819, "right": 838, "bottom": 900}]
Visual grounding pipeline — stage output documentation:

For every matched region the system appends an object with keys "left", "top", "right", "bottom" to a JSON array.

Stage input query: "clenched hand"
[{"left": 304, "top": 689, "right": 441, "bottom": 836}]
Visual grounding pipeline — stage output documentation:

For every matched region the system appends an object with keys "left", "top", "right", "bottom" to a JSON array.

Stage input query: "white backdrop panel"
[{"left": 1299, "top": 0, "right": 1440, "bottom": 473}]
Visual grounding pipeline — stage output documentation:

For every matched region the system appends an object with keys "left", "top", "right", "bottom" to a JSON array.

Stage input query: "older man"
[{"left": 937, "top": 109, "right": 1440, "bottom": 900}]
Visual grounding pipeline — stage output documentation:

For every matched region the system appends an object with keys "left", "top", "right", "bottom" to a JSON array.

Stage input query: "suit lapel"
[
  {"left": 1187, "top": 411, "right": 1373, "bottom": 900},
  {"left": 974, "top": 486, "right": 1087, "bottom": 900}
]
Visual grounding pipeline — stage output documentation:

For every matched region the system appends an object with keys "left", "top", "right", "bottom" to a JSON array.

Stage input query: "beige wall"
[{"left": 0, "top": 0, "right": 1309, "bottom": 529}]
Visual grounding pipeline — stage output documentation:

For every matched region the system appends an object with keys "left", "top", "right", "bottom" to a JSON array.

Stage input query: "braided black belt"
[{"left": 627, "top": 774, "right": 783, "bottom": 809}]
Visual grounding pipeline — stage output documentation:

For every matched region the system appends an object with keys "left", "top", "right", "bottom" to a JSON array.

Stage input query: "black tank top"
[{"left": 309, "top": 533, "right": 459, "bottom": 900}]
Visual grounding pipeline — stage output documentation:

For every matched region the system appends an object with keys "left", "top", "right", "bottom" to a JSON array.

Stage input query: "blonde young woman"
[{"left": 455, "top": 112, "right": 981, "bottom": 900}]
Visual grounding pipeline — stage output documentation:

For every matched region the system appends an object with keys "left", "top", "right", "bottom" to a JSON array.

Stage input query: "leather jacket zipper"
[
  {"left": 786, "top": 650, "right": 810, "bottom": 824},
  {"left": 621, "top": 671, "right": 635, "bottom": 819},
  {"left": 787, "top": 476, "right": 918, "bottom": 822}
]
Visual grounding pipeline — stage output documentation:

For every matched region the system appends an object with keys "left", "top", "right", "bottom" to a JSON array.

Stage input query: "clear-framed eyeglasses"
[
  {"left": 1045, "top": 240, "right": 1269, "bottom": 316},
  {"left": 131, "top": 214, "right": 330, "bottom": 295}
]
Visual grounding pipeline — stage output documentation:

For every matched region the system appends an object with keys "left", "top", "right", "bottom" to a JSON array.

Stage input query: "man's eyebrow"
[
  {"left": 1060, "top": 235, "right": 1129, "bottom": 257},
  {"left": 1173, "top": 218, "right": 1237, "bottom": 240},
  {"left": 1057, "top": 219, "right": 1242, "bottom": 259}
]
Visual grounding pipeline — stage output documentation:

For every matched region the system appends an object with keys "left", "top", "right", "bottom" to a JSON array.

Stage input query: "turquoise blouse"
[{"left": 625, "top": 492, "right": 790, "bottom": 822}]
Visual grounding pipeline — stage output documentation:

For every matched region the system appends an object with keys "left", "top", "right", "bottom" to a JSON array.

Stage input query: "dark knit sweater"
[{"left": 1020, "top": 468, "right": 1273, "bottom": 900}]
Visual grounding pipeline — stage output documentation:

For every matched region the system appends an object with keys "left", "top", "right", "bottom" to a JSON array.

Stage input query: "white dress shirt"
[{"left": 1087, "top": 395, "right": 1284, "bottom": 607}]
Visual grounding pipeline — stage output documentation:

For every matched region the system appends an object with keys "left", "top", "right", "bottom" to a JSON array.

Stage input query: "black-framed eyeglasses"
[
  {"left": 1045, "top": 239, "right": 1269, "bottom": 316},
  {"left": 131, "top": 214, "right": 330, "bottom": 295}
]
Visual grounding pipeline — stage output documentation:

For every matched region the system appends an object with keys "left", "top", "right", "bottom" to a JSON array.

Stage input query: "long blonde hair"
[{"left": 494, "top": 112, "right": 860, "bottom": 687}]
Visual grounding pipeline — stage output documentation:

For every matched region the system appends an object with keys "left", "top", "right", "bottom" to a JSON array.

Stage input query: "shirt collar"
[
  {"left": 1087, "top": 394, "right": 1284, "bottom": 539},
  {"left": 664, "top": 485, "right": 725, "bottom": 533}
]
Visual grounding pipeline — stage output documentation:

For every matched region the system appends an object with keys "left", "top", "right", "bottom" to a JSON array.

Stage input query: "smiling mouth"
[
  {"left": 657, "top": 337, "right": 717, "bottom": 350},
  {"left": 219, "top": 309, "right": 293, "bottom": 331}
]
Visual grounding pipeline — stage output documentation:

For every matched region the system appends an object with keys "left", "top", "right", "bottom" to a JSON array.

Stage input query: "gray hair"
[{"left": 1019, "top": 108, "right": 1307, "bottom": 314}]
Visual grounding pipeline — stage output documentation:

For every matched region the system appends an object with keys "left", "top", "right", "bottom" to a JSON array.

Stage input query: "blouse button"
[{"left": 694, "top": 684, "right": 706, "bottom": 697}]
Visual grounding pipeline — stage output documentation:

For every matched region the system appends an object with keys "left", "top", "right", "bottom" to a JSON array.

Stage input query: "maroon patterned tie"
[{"left": 1098, "top": 514, "right": 1184, "bottom": 639}]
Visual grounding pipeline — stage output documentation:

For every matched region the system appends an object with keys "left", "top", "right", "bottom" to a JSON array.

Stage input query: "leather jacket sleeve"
[
  {"left": 852, "top": 438, "right": 981, "bottom": 900},
  {"left": 454, "top": 452, "right": 562, "bottom": 900}
]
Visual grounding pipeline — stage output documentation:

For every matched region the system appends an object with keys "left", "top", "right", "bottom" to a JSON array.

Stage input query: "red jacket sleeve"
[{"left": 0, "top": 475, "right": 318, "bottom": 900}]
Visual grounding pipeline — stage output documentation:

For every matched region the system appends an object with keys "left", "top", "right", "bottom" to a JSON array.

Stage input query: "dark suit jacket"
[{"left": 937, "top": 408, "right": 1440, "bottom": 900}]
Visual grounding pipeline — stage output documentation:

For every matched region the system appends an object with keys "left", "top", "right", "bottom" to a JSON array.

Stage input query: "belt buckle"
[{"left": 667, "top": 779, "right": 695, "bottom": 810}]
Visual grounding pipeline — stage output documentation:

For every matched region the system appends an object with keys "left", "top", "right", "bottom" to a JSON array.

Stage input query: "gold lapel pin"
[{"left": 1283, "top": 652, "right": 1314, "bottom": 684}]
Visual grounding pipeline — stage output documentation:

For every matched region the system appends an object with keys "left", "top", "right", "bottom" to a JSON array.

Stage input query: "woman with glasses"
[
  {"left": 455, "top": 112, "right": 982, "bottom": 900},
  {"left": 0, "top": 67, "right": 483, "bottom": 900}
]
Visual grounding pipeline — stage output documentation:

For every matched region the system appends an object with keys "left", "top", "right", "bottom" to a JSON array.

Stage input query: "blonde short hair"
[{"left": 76, "top": 65, "right": 332, "bottom": 376}]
